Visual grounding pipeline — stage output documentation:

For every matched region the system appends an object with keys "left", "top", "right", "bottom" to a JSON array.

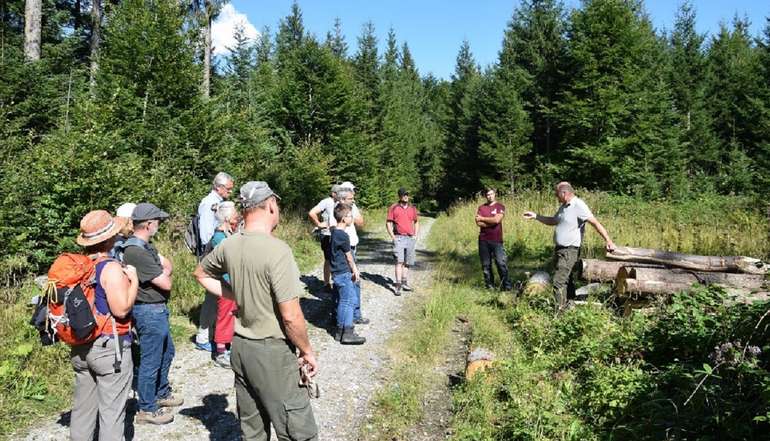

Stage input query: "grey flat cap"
[
  {"left": 132, "top": 202, "right": 169, "bottom": 221},
  {"left": 239, "top": 181, "right": 280, "bottom": 208}
]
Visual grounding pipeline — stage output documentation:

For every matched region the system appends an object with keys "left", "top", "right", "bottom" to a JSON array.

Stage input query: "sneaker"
[
  {"left": 194, "top": 341, "right": 212, "bottom": 352},
  {"left": 213, "top": 351, "right": 231, "bottom": 369},
  {"left": 157, "top": 394, "right": 184, "bottom": 408},
  {"left": 135, "top": 408, "right": 174, "bottom": 425},
  {"left": 354, "top": 317, "right": 370, "bottom": 325},
  {"left": 394, "top": 284, "right": 402, "bottom": 296},
  {"left": 401, "top": 281, "right": 413, "bottom": 292}
]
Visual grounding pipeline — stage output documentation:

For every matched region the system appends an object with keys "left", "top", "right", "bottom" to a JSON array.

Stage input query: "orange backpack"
[{"left": 43, "top": 253, "right": 130, "bottom": 346}]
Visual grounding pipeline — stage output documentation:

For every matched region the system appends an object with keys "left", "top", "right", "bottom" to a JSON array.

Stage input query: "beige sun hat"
[{"left": 76, "top": 210, "right": 127, "bottom": 247}]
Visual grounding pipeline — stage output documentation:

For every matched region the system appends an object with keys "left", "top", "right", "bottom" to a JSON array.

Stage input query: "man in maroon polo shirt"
[
  {"left": 475, "top": 188, "right": 512, "bottom": 290},
  {"left": 386, "top": 187, "right": 419, "bottom": 296}
]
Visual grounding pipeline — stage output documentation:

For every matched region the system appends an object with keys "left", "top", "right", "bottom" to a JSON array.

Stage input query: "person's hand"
[
  {"left": 123, "top": 265, "right": 138, "bottom": 283},
  {"left": 298, "top": 351, "right": 318, "bottom": 377},
  {"left": 523, "top": 211, "right": 536, "bottom": 220},
  {"left": 319, "top": 222, "right": 328, "bottom": 229},
  {"left": 352, "top": 271, "right": 361, "bottom": 283},
  {"left": 605, "top": 240, "right": 616, "bottom": 253},
  {"left": 475, "top": 214, "right": 483, "bottom": 222}
]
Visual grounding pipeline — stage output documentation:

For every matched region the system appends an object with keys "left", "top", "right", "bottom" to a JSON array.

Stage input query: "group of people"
[
  {"left": 476, "top": 182, "right": 615, "bottom": 310},
  {"left": 64, "top": 173, "right": 603, "bottom": 441}
]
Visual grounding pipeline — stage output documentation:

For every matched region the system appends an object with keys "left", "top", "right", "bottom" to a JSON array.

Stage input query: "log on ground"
[
  {"left": 616, "top": 267, "right": 766, "bottom": 294},
  {"left": 580, "top": 259, "right": 664, "bottom": 282},
  {"left": 607, "top": 246, "right": 768, "bottom": 275}
]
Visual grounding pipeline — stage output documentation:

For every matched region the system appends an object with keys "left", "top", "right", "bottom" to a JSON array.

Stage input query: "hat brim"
[{"left": 76, "top": 216, "right": 128, "bottom": 247}]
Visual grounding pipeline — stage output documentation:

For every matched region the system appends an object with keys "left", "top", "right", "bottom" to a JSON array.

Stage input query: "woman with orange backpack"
[{"left": 69, "top": 210, "right": 138, "bottom": 441}]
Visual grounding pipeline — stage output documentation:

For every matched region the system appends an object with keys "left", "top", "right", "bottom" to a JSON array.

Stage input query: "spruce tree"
[{"left": 325, "top": 17, "right": 348, "bottom": 59}]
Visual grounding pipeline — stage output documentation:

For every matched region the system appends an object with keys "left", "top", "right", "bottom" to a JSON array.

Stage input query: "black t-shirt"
[
  {"left": 122, "top": 239, "right": 168, "bottom": 303},
  {"left": 329, "top": 227, "right": 352, "bottom": 275}
]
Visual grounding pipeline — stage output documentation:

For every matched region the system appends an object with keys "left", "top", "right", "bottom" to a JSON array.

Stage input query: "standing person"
[
  {"left": 210, "top": 201, "right": 240, "bottom": 368},
  {"left": 195, "top": 172, "right": 235, "bottom": 352},
  {"left": 336, "top": 183, "right": 368, "bottom": 325},
  {"left": 329, "top": 204, "right": 366, "bottom": 344},
  {"left": 308, "top": 184, "right": 340, "bottom": 292},
  {"left": 123, "top": 203, "right": 183, "bottom": 425},
  {"left": 475, "top": 188, "right": 512, "bottom": 291},
  {"left": 70, "top": 210, "right": 138, "bottom": 441},
  {"left": 524, "top": 182, "right": 616, "bottom": 310},
  {"left": 194, "top": 181, "right": 319, "bottom": 441},
  {"left": 386, "top": 187, "right": 419, "bottom": 296}
]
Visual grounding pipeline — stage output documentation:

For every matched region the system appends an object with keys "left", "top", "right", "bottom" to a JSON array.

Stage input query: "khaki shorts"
[{"left": 393, "top": 235, "right": 416, "bottom": 266}]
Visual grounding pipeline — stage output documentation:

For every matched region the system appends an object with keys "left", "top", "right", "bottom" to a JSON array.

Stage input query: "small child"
[{"left": 330, "top": 203, "right": 366, "bottom": 345}]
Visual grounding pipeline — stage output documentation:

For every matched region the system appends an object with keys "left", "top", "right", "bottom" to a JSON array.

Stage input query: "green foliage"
[{"left": 428, "top": 193, "right": 770, "bottom": 440}]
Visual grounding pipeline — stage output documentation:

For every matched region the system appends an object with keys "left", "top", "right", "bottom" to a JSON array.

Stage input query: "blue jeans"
[
  {"left": 479, "top": 240, "right": 512, "bottom": 290},
  {"left": 133, "top": 303, "right": 175, "bottom": 412},
  {"left": 333, "top": 272, "right": 359, "bottom": 328},
  {"left": 333, "top": 248, "right": 362, "bottom": 321}
]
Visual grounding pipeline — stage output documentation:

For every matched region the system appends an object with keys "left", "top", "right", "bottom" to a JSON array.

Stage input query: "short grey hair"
[
  {"left": 213, "top": 172, "right": 233, "bottom": 189},
  {"left": 556, "top": 181, "right": 574, "bottom": 194},
  {"left": 336, "top": 189, "right": 353, "bottom": 201},
  {"left": 214, "top": 201, "right": 237, "bottom": 226}
]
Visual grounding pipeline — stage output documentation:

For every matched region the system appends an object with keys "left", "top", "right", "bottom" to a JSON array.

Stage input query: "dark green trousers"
[
  {"left": 231, "top": 335, "right": 318, "bottom": 441},
  {"left": 552, "top": 246, "right": 580, "bottom": 308}
]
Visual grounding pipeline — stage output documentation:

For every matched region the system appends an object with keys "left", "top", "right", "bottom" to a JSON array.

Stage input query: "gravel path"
[{"left": 17, "top": 218, "right": 435, "bottom": 441}]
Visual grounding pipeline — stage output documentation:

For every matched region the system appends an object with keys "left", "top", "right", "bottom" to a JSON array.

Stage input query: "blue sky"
[{"left": 215, "top": 1, "right": 770, "bottom": 80}]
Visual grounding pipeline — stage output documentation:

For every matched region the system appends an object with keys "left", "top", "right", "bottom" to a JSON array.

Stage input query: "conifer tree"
[{"left": 325, "top": 17, "right": 348, "bottom": 59}]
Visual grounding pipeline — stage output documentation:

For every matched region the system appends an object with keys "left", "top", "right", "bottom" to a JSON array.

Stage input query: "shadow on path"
[{"left": 178, "top": 393, "right": 240, "bottom": 441}]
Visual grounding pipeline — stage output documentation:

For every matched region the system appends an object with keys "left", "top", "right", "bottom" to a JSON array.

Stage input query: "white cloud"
[{"left": 211, "top": 4, "right": 258, "bottom": 56}]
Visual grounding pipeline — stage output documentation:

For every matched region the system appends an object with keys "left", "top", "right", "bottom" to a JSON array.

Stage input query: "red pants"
[{"left": 214, "top": 296, "right": 237, "bottom": 346}]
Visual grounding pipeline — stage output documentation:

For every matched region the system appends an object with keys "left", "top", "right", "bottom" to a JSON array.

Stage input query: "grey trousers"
[
  {"left": 70, "top": 335, "right": 133, "bottom": 441},
  {"left": 231, "top": 335, "right": 318, "bottom": 441}
]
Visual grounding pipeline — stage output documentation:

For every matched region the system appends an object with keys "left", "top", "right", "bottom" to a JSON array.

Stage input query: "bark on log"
[
  {"left": 24, "top": 0, "right": 42, "bottom": 61},
  {"left": 617, "top": 275, "right": 767, "bottom": 300},
  {"left": 580, "top": 259, "right": 664, "bottom": 282},
  {"left": 607, "top": 246, "right": 768, "bottom": 275},
  {"left": 620, "top": 267, "right": 766, "bottom": 290}
]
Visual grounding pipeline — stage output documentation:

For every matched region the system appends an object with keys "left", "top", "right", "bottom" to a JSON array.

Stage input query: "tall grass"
[
  {"left": 426, "top": 191, "right": 770, "bottom": 440},
  {"left": 0, "top": 211, "right": 320, "bottom": 438}
]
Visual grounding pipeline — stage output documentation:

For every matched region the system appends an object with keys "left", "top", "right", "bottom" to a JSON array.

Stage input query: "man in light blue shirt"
[{"left": 195, "top": 172, "right": 234, "bottom": 351}]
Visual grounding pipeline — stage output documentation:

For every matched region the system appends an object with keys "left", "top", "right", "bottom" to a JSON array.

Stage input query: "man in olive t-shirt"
[{"left": 195, "top": 181, "right": 318, "bottom": 441}]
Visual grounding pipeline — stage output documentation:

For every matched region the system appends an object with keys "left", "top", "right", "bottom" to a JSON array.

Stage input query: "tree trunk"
[
  {"left": 89, "top": 0, "right": 101, "bottom": 89},
  {"left": 24, "top": 0, "right": 42, "bottom": 61},
  {"left": 201, "top": 0, "right": 212, "bottom": 99},
  {"left": 616, "top": 266, "right": 766, "bottom": 297},
  {"left": 580, "top": 259, "right": 664, "bottom": 282},
  {"left": 607, "top": 246, "right": 768, "bottom": 275}
]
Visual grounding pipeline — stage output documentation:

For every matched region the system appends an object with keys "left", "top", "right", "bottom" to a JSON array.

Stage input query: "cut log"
[
  {"left": 522, "top": 271, "right": 550, "bottom": 296},
  {"left": 607, "top": 246, "right": 768, "bottom": 275},
  {"left": 617, "top": 276, "right": 767, "bottom": 301},
  {"left": 466, "top": 348, "right": 494, "bottom": 380},
  {"left": 617, "top": 267, "right": 766, "bottom": 293},
  {"left": 580, "top": 259, "right": 664, "bottom": 282}
]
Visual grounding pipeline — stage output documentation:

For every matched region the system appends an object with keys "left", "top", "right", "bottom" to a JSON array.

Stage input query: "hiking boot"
[
  {"left": 135, "top": 408, "right": 174, "bottom": 425},
  {"left": 354, "top": 317, "right": 370, "bottom": 325},
  {"left": 213, "top": 351, "right": 231, "bottom": 369},
  {"left": 394, "top": 284, "right": 402, "bottom": 296},
  {"left": 340, "top": 327, "right": 366, "bottom": 345},
  {"left": 157, "top": 393, "right": 184, "bottom": 408},
  {"left": 401, "top": 281, "right": 413, "bottom": 292}
]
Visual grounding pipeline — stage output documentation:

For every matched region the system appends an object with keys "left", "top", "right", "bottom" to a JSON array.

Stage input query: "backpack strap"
[{"left": 120, "top": 237, "right": 148, "bottom": 251}]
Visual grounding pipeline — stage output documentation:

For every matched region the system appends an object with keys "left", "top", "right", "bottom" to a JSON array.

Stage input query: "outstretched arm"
[
  {"left": 587, "top": 217, "right": 616, "bottom": 252},
  {"left": 523, "top": 211, "right": 557, "bottom": 225}
]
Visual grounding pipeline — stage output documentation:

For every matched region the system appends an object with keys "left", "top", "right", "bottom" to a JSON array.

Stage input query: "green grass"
[
  {"left": 366, "top": 190, "right": 769, "bottom": 441},
  {"left": 0, "top": 211, "right": 320, "bottom": 439}
]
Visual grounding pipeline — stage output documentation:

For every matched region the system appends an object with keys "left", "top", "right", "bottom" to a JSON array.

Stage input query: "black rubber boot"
[{"left": 340, "top": 326, "right": 366, "bottom": 345}]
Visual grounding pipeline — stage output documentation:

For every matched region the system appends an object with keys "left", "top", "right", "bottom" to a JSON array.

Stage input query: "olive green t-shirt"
[{"left": 200, "top": 230, "right": 303, "bottom": 340}]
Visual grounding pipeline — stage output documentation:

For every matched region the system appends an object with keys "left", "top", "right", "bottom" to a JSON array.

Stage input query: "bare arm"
[
  {"left": 151, "top": 270, "right": 172, "bottom": 292},
  {"left": 308, "top": 207, "right": 327, "bottom": 228},
  {"left": 586, "top": 217, "right": 616, "bottom": 252},
  {"left": 386, "top": 220, "right": 396, "bottom": 241},
  {"left": 523, "top": 211, "right": 558, "bottom": 225},
  {"left": 345, "top": 251, "right": 360, "bottom": 282},
  {"left": 414, "top": 219, "right": 419, "bottom": 236},
  {"left": 101, "top": 263, "right": 139, "bottom": 318},
  {"left": 476, "top": 212, "right": 504, "bottom": 225},
  {"left": 278, "top": 298, "right": 318, "bottom": 376},
  {"left": 353, "top": 209, "right": 364, "bottom": 228},
  {"left": 193, "top": 264, "right": 235, "bottom": 300}
]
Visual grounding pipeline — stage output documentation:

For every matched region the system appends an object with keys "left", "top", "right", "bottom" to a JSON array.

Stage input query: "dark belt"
[{"left": 555, "top": 245, "right": 580, "bottom": 250}]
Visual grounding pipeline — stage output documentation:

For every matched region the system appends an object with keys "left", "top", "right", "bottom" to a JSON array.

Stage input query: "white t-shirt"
[
  {"left": 312, "top": 199, "right": 361, "bottom": 247},
  {"left": 553, "top": 196, "right": 594, "bottom": 247}
]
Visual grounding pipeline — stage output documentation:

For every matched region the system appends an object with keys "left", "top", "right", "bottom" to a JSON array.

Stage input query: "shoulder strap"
[{"left": 121, "top": 237, "right": 147, "bottom": 250}]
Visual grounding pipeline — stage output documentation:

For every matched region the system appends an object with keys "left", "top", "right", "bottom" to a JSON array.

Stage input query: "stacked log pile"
[{"left": 579, "top": 247, "right": 768, "bottom": 312}]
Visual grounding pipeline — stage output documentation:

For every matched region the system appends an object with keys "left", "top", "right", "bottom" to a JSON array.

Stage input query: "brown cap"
[{"left": 76, "top": 210, "right": 127, "bottom": 246}]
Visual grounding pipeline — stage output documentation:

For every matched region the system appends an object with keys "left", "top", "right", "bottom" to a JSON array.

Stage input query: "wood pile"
[{"left": 578, "top": 247, "right": 769, "bottom": 313}]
